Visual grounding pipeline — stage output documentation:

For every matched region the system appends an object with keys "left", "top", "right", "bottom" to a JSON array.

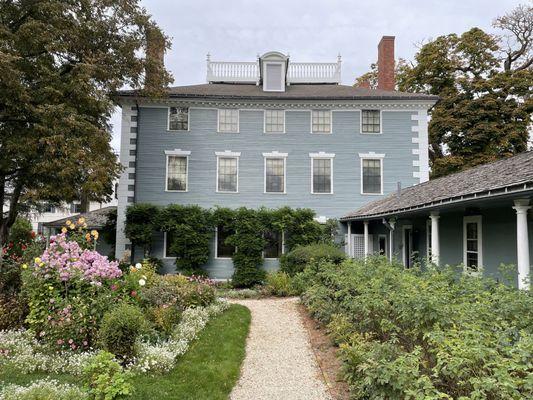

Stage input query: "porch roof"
[
  {"left": 43, "top": 206, "right": 117, "bottom": 230},
  {"left": 342, "top": 151, "right": 533, "bottom": 221}
]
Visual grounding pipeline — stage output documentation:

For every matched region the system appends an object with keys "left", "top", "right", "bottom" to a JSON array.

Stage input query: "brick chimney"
[
  {"left": 145, "top": 26, "right": 165, "bottom": 91},
  {"left": 377, "top": 36, "right": 395, "bottom": 91}
]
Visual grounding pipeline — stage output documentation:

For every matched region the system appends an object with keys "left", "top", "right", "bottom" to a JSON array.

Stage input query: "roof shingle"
[
  {"left": 343, "top": 151, "right": 533, "bottom": 220},
  {"left": 116, "top": 83, "right": 439, "bottom": 102}
]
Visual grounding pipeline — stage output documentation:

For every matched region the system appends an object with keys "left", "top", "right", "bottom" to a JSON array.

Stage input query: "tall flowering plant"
[{"left": 23, "top": 233, "right": 123, "bottom": 351}]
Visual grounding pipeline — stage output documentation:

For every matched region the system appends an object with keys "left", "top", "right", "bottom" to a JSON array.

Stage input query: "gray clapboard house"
[
  {"left": 114, "top": 36, "right": 439, "bottom": 278},
  {"left": 342, "top": 151, "right": 533, "bottom": 289}
]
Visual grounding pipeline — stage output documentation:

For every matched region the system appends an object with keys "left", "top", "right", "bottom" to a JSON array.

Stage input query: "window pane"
[
  {"left": 167, "top": 156, "right": 187, "bottom": 191},
  {"left": 265, "top": 110, "right": 284, "bottom": 133},
  {"left": 169, "top": 107, "right": 188, "bottom": 131},
  {"left": 312, "top": 158, "right": 332, "bottom": 193},
  {"left": 217, "top": 225, "right": 235, "bottom": 257},
  {"left": 466, "top": 252, "right": 478, "bottom": 269},
  {"left": 312, "top": 110, "right": 331, "bottom": 133},
  {"left": 219, "top": 109, "right": 238, "bottom": 133},
  {"left": 362, "top": 110, "right": 380, "bottom": 133},
  {"left": 264, "top": 231, "right": 282, "bottom": 258},
  {"left": 265, "top": 158, "right": 285, "bottom": 193},
  {"left": 165, "top": 232, "right": 179, "bottom": 257},
  {"left": 218, "top": 157, "right": 238, "bottom": 192},
  {"left": 362, "top": 159, "right": 381, "bottom": 194}
]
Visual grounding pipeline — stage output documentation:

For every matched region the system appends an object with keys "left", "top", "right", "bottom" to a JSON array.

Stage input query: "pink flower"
[
  {"left": 131, "top": 290, "right": 137, "bottom": 297},
  {"left": 57, "top": 339, "right": 64, "bottom": 345},
  {"left": 68, "top": 339, "right": 73, "bottom": 344}
]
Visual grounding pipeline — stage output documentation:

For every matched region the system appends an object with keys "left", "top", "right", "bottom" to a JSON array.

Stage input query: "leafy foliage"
[
  {"left": 158, "top": 205, "right": 214, "bottom": 275},
  {"left": 82, "top": 351, "right": 133, "bottom": 400},
  {"left": 280, "top": 242, "right": 346, "bottom": 276},
  {"left": 263, "top": 272, "right": 296, "bottom": 296},
  {"left": 0, "top": 0, "right": 171, "bottom": 244},
  {"left": 125, "top": 204, "right": 160, "bottom": 257},
  {"left": 98, "top": 303, "right": 149, "bottom": 362},
  {"left": 300, "top": 257, "right": 533, "bottom": 399}
]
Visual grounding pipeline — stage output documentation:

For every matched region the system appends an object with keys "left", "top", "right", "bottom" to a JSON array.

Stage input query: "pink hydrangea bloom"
[{"left": 35, "top": 234, "right": 122, "bottom": 283}]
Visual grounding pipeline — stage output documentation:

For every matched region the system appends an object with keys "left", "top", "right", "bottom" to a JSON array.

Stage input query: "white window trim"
[
  {"left": 359, "top": 153, "right": 385, "bottom": 195},
  {"left": 215, "top": 226, "right": 234, "bottom": 259},
  {"left": 215, "top": 151, "right": 240, "bottom": 193},
  {"left": 217, "top": 109, "right": 240, "bottom": 133},
  {"left": 164, "top": 150, "right": 190, "bottom": 192},
  {"left": 263, "top": 152, "right": 288, "bottom": 194},
  {"left": 309, "top": 152, "right": 335, "bottom": 195},
  {"left": 463, "top": 215, "right": 483, "bottom": 272},
  {"left": 163, "top": 232, "right": 177, "bottom": 259},
  {"left": 263, "top": 61, "right": 285, "bottom": 92},
  {"left": 167, "top": 107, "right": 190, "bottom": 132},
  {"left": 263, "top": 109, "right": 286, "bottom": 134},
  {"left": 360, "top": 109, "right": 383, "bottom": 135},
  {"left": 310, "top": 110, "right": 333, "bottom": 134}
]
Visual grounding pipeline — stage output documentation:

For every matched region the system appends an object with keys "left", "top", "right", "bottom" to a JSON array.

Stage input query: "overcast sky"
[{"left": 110, "top": 0, "right": 525, "bottom": 151}]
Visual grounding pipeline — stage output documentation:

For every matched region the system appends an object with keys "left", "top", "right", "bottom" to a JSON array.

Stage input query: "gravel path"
[{"left": 229, "top": 297, "right": 332, "bottom": 400}]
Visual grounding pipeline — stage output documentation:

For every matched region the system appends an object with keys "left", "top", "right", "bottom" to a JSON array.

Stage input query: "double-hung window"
[
  {"left": 360, "top": 154, "right": 384, "bottom": 195},
  {"left": 264, "top": 110, "right": 285, "bottom": 133},
  {"left": 311, "top": 110, "right": 331, "bottom": 134},
  {"left": 463, "top": 216, "right": 482, "bottom": 271},
  {"left": 218, "top": 109, "right": 239, "bottom": 133},
  {"left": 264, "top": 231, "right": 283, "bottom": 258},
  {"left": 361, "top": 110, "right": 381, "bottom": 133},
  {"left": 264, "top": 152, "right": 287, "bottom": 193},
  {"left": 216, "top": 151, "right": 240, "bottom": 193},
  {"left": 168, "top": 107, "right": 189, "bottom": 131},
  {"left": 310, "top": 153, "right": 334, "bottom": 194},
  {"left": 165, "top": 150, "right": 190, "bottom": 192},
  {"left": 216, "top": 225, "right": 235, "bottom": 258}
]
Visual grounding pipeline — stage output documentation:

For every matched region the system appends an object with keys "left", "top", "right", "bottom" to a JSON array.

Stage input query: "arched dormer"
[{"left": 259, "top": 51, "right": 289, "bottom": 92}]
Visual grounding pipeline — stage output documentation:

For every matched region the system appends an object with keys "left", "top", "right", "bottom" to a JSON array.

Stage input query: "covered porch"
[{"left": 341, "top": 151, "right": 533, "bottom": 289}]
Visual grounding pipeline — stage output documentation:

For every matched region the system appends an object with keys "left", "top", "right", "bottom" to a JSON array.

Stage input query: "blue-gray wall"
[{"left": 134, "top": 106, "right": 421, "bottom": 277}]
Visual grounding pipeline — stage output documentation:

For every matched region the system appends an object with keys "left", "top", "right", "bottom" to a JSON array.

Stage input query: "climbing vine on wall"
[{"left": 125, "top": 204, "right": 338, "bottom": 286}]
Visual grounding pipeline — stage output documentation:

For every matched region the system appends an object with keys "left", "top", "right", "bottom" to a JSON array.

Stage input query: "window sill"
[
  {"left": 166, "top": 129, "right": 190, "bottom": 133},
  {"left": 165, "top": 190, "right": 188, "bottom": 193},
  {"left": 360, "top": 132, "right": 383, "bottom": 135},
  {"left": 215, "top": 257, "right": 233, "bottom": 260},
  {"left": 216, "top": 191, "right": 239, "bottom": 194},
  {"left": 310, "top": 132, "right": 332, "bottom": 135},
  {"left": 361, "top": 192, "right": 383, "bottom": 196},
  {"left": 311, "top": 192, "right": 334, "bottom": 195}
]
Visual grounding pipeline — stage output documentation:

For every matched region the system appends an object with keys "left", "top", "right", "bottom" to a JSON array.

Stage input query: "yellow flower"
[
  {"left": 34, "top": 257, "right": 41, "bottom": 264},
  {"left": 83, "top": 223, "right": 88, "bottom": 229},
  {"left": 85, "top": 233, "right": 91, "bottom": 242},
  {"left": 21, "top": 264, "right": 28, "bottom": 269},
  {"left": 65, "top": 220, "right": 71, "bottom": 226},
  {"left": 48, "top": 286, "right": 54, "bottom": 291},
  {"left": 78, "top": 217, "right": 85, "bottom": 225},
  {"left": 69, "top": 223, "right": 75, "bottom": 230},
  {"left": 39, "top": 262, "right": 44, "bottom": 267},
  {"left": 130, "top": 267, "right": 137, "bottom": 273},
  {"left": 61, "top": 227, "right": 67, "bottom": 234}
]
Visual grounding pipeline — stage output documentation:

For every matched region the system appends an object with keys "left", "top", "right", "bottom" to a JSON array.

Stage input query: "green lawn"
[{"left": 0, "top": 304, "right": 251, "bottom": 400}]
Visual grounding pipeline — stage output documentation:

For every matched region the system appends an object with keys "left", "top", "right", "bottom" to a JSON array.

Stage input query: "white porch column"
[
  {"left": 364, "top": 221, "right": 369, "bottom": 258},
  {"left": 513, "top": 199, "right": 531, "bottom": 290},
  {"left": 347, "top": 221, "right": 352, "bottom": 258},
  {"left": 430, "top": 211, "right": 440, "bottom": 265}
]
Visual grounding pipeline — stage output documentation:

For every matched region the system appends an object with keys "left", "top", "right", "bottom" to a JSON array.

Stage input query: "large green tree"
[
  {"left": 356, "top": 4, "right": 532, "bottom": 177},
  {"left": 0, "top": 0, "right": 172, "bottom": 245}
]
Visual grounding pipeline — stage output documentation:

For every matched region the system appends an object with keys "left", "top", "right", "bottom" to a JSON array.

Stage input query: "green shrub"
[
  {"left": 301, "top": 257, "right": 533, "bottom": 399},
  {"left": 264, "top": 272, "right": 295, "bottom": 296},
  {"left": 0, "top": 379, "right": 88, "bottom": 400},
  {"left": 98, "top": 303, "right": 149, "bottom": 361},
  {"left": 280, "top": 243, "right": 346, "bottom": 276},
  {"left": 0, "top": 293, "right": 27, "bottom": 330},
  {"left": 82, "top": 351, "right": 133, "bottom": 400},
  {"left": 125, "top": 203, "right": 160, "bottom": 257}
]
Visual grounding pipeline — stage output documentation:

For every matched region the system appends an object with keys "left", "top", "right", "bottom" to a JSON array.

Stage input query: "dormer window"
[{"left": 264, "top": 62, "right": 284, "bottom": 91}]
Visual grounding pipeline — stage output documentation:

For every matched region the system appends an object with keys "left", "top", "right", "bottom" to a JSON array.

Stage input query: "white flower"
[
  {"left": 138, "top": 279, "right": 146, "bottom": 286},
  {"left": 135, "top": 263, "right": 142, "bottom": 269}
]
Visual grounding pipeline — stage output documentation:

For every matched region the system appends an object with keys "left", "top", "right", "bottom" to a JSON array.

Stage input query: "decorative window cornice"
[
  {"left": 215, "top": 150, "right": 241, "bottom": 157},
  {"left": 165, "top": 149, "right": 191, "bottom": 156},
  {"left": 262, "top": 151, "right": 288, "bottom": 158},
  {"left": 359, "top": 152, "right": 385, "bottom": 159},
  {"left": 309, "top": 151, "right": 335, "bottom": 159}
]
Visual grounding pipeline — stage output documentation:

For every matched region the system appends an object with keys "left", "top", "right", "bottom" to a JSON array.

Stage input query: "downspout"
[{"left": 382, "top": 218, "right": 395, "bottom": 262}]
